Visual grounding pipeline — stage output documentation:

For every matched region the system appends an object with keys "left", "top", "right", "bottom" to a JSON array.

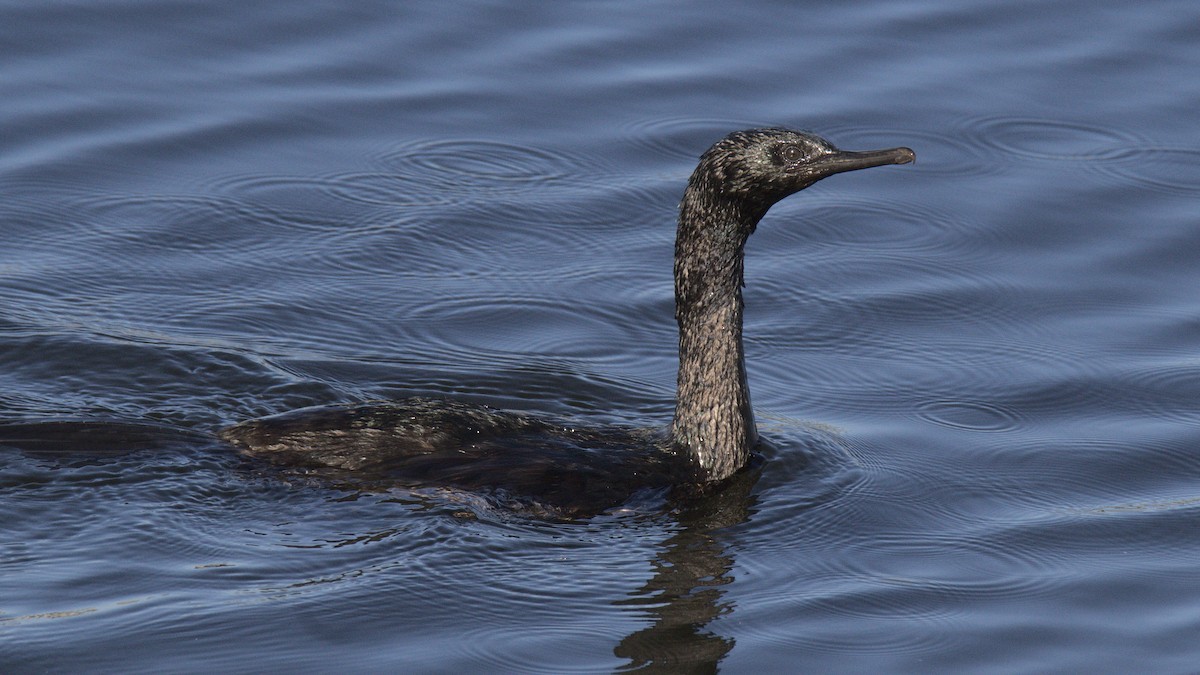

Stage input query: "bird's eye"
[{"left": 780, "top": 145, "right": 805, "bottom": 163}]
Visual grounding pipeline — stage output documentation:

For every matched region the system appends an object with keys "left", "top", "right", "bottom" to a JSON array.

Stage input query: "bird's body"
[
  {"left": 221, "top": 397, "right": 691, "bottom": 515},
  {"left": 221, "top": 128, "right": 914, "bottom": 515}
]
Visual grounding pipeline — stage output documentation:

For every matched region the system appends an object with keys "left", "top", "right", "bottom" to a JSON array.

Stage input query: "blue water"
[{"left": 3, "top": 0, "right": 1200, "bottom": 671}]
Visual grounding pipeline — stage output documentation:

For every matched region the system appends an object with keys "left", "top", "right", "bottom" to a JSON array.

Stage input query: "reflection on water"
[{"left": 614, "top": 464, "right": 761, "bottom": 671}]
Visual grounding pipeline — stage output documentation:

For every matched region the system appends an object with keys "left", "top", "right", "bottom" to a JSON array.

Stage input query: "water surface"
[{"left": 3, "top": 0, "right": 1200, "bottom": 672}]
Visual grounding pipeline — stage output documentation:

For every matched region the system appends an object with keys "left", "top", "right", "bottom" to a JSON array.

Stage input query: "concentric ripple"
[
  {"left": 1093, "top": 147, "right": 1200, "bottom": 196},
  {"left": 960, "top": 115, "right": 1148, "bottom": 162},
  {"left": 406, "top": 291, "right": 635, "bottom": 359},
  {"left": 205, "top": 171, "right": 454, "bottom": 211},
  {"left": 749, "top": 606, "right": 959, "bottom": 657},
  {"left": 73, "top": 192, "right": 290, "bottom": 250},
  {"left": 375, "top": 138, "right": 594, "bottom": 195},
  {"left": 915, "top": 399, "right": 1023, "bottom": 432}
]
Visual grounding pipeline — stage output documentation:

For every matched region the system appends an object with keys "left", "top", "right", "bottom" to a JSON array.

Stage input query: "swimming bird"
[{"left": 220, "top": 128, "right": 914, "bottom": 515}]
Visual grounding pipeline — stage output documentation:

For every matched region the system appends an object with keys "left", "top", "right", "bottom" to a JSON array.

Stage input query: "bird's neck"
[{"left": 670, "top": 189, "right": 763, "bottom": 481}]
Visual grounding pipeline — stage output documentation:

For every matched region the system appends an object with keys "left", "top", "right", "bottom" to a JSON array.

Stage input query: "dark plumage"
[{"left": 220, "top": 128, "right": 914, "bottom": 516}]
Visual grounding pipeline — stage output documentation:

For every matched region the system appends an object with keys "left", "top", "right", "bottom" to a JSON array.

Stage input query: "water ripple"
[
  {"left": 959, "top": 115, "right": 1149, "bottom": 162},
  {"left": 955, "top": 116, "right": 1200, "bottom": 198},
  {"left": 0, "top": 176, "right": 90, "bottom": 229},
  {"left": 760, "top": 193, "right": 999, "bottom": 260},
  {"left": 1117, "top": 359, "right": 1200, "bottom": 426},
  {"left": 754, "top": 609, "right": 958, "bottom": 657},
  {"left": 750, "top": 260, "right": 1025, "bottom": 357},
  {"left": 407, "top": 291, "right": 642, "bottom": 359},
  {"left": 914, "top": 399, "right": 1024, "bottom": 432},
  {"left": 962, "top": 434, "right": 1200, "bottom": 521},
  {"left": 1095, "top": 147, "right": 1200, "bottom": 196},
  {"left": 757, "top": 334, "right": 1103, "bottom": 417},
  {"left": 205, "top": 171, "right": 454, "bottom": 211},
  {"left": 375, "top": 138, "right": 595, "bottom": 195}
]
